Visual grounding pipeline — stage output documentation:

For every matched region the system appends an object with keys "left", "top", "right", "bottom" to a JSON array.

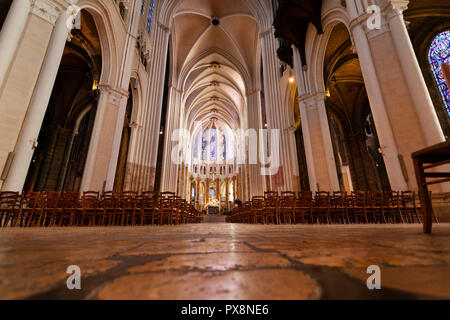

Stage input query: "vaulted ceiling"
[{"left": 172, "top": 0, "right": 259, "bottom": 139}]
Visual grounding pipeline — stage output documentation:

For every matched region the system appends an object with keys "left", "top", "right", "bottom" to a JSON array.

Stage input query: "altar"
[
  {"left": 206, "top": 198, "right": 220, "bottom": 215},
  {"left": 208, "top": 206, "right": 219, "bottom": 215}
]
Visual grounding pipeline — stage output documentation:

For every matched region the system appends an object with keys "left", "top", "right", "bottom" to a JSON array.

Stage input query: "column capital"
[
  {"left": 98, "top": 85, "right": 129, "bottom": 107},
  {"left": 384, "top": 0, "right": 409, "bottom": 17},
  {"left": 259, "top": 27, "right": 274, "bottom": 39},
  {"left": 298, "top": 92, "right": 326, "bottom": 109},
  {"left": 246, "top": 89, "right": 261, "bottom": 97},
  {"left": 30, "top": 0, "right": 64, "bottom": 25},
  {"left": 157, "top": 21, "right": 170, "bottom": 34}
]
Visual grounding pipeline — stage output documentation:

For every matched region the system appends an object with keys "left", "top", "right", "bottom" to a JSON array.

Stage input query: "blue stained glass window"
[
  {"left": 210, "top": 129, "right": 217, "bottom": 161},
  {"left": 221, "top": 132, "right": 226, "bottom": 160},
  {"left": 201, "top": 130, "right": 207, "bottom": 161},
  {"left": 428, "top": 31, "right": 450, "bottom": 116},
  {"left": 146, "top": 0, "right": 155, "bottom": 34},
  {"left": 193, "top": 132, "right": 199, "bottom": 159},
  {"left": 141, "top": 0, "right": 146, "bottom": 15}
]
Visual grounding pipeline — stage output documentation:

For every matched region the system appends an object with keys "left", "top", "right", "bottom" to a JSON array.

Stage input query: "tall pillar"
[
  {"left": 81, "top": 86, "right": 128, "bottom": 192},
  {"left": 195, "top": 177, "right": 200, "bottom": 210},
  {"left": 260, "top": 28, "right": 293, "bottom": 192},
  {"left": 225, "top": 177, "right": 229, "bottom": 211},
  {"left": 0, "top": 0, "right": 32, "bottom": 89},
  {"left": 232, "top": 176, "right": 237, "bottom": 204},
  {"left": 298, "top": 94, "right": 336, "bottom": 191},
  {"left": 216, "top": 178, "right": 220, "bottom": 202},
  {"left": 385, "top": 1, "right": 445, "bottom": 146},
  {"left": 161, "top": 86, "right": 182, "bottom": 192},
  {"left": 347, "top": 0, "right": 408, "bottom": 190},
  {"left": 105, "top": 0, "right": 141, "bottom": 191},
  {"left": 2, "top": 10, "right": 70, "bottom": 191},
  {"left": 133, "top": 22, "right": 170, "bottom": 191},
  {"left": 292, "top": 47, "right": 317, "bottom": 192},
  {"left": 247, "top": 90, "right": 264, "bottom": 197},
  {"left": 236, "top": 170, "right": 241, "bottom": 200},
  {"left": 316, "top": 94, "right": 340, "bottom": 191},
  {"left": 205, "top": 178, "right": 210, "bottom": 205}
]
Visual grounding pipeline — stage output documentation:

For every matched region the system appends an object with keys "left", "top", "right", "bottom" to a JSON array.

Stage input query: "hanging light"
[{"left": 288, "top": 76, "right": 295, "bottom": 84}]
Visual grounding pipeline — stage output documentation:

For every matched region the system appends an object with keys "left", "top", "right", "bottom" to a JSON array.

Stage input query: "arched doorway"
[
  {"left": 323, "top": 23, "right": 390, "bottom": 191},
  {"left": 24, "top": 10, "right": 102, "bottom": 192}
]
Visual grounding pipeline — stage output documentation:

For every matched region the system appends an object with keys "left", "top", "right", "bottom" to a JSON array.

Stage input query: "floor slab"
[{"left": 0, "top": 223, "right": 449, "bottom": 299}]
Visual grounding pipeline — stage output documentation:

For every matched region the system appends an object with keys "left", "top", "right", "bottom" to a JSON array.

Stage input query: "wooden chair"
[
  {"left": 400, "top": 191, "right": 421, "bottom": 224},
  {"left": 251, "top": 196, "right": 265, "bottom": 224},
  {"left": 384, "top": 191, "right": 404, "bottom": 223},
  {"left": 264, "top": 194, "right": 279, "bottom": 224},
  {"left": 79, "top": 191, "right": 99, "bottom": 226},
  {"left": 120, "top": 191, "right": 138, "bottom": 226},
  {"left": 297, "top": 191, "right": 313, "bottom": 224},
  {"left": 313, "top": 191, "right": 331, "bottom": 224},
  {"left": 331, "top": 191, "right": 348, "bottom": 224},
  {"left": 369, "top": 191, "right": 387, "bottom": 224},
  {"left": 38, "top": 191, "right": 60, "bottom": 227},
  {"left": 100, "top": 191, "right": 120, "bottom": 226},
  {"left": 279, "top": 193, "right": 296, "bottom": 224},
  {"left": 57, "top": 192, "right": 80, "bottom": 227},
  {"left": 0, "top": 191, "right": 21, "bottom": 227},
  {"left": 350, "top": 191, "right": 369, "bottom": 224},
  {"left": 140, "top": 191, "right": 159, "bottom": 225},
  {"left": 19, "top": 191, "right": 41, "bottom": 227}
]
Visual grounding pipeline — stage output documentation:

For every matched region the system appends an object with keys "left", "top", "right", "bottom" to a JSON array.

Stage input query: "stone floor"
[{"left": 0, "top": 222, "right": 449, "bottom": 300}]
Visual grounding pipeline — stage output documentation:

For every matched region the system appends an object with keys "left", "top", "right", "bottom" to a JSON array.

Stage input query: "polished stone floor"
[{"left": 0, "top": 223, "right": 449, "bottom": 300}]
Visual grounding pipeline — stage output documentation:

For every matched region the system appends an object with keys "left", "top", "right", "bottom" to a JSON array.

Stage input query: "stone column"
[
  {"left": 2, "top": 10, "right": 70, "bottom": 191},
  {"left": 216, "top": 178, "right": 220, "bottom": 203},
  {"left": 232, "top": 176, "right": 237, "bottom": 204},
  {"left": 161, "top": 86, "right": 182, "bottom": 192},
  {"left": 81, "top": 86, "right": 128, "bottom": 192},
  {"left": 236, "top": 170, "right": 240, "bottom": 200},
  {"left": 105, "top": 0, "right": 141, "bottom": 191},
  {"left": 195, "top": 177, "right": 200, "bottom": 210},
  {"left": 298, "top": 94, "right": 335, "bottom": 191},
  {"left": 346, "top": 0, "right": 408, "bottom": 190},
  {"left": 385, "top": 0, "right": 445, "bottom": 145},
  {"left": 292, "top": 47, "right": 318, "bottom": 192},
  {"left": 133, "top": 22, "right": 170, "bottom": 191},
  {"left": 247, "top": 90, "right": 264, "bottom": 197},
  {"left": 225, "top": 177, "right": 229, "bottom": 211},
  {"left": 260, "top": 28, "right": 293, "bottom": 192},
  {"left": 0, "top": 0, "right": 32, "bottom": 88},
  {"left": 316, "top": 94, "right": 340, "bottom": 191},
  {"left": 205, "top": 178, "right": 210, "bottom": 205}
]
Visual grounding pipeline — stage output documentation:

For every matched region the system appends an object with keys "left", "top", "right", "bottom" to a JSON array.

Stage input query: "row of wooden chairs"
[
  {"left": 0, "top": 191, "right": 201, "bottom": 227},
  {"left": 227, "top": 191, "right": 433, "bottom": 225}
]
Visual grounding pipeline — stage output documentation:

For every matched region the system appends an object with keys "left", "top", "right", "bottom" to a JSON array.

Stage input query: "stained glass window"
[
  {"left": 201, "top": 130, "right": 207, "bottom": 161},
  {"left": 146, "top": 0, "right": 155, "bottom": 34},
  {"left": 210, "top": 128, "right": 217, "bottom": 161},
  {"left": 221, "top": 132, "right": 226, "bottom": 160},
  {"left": 428, "top": 31, "right": 450, "bottom": 116},
  {"left": 193, "top": 132, "right": 199, "bottom": 159},
  {"left": 141, "top": 0, "right": 146, "bottom": 15}
]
